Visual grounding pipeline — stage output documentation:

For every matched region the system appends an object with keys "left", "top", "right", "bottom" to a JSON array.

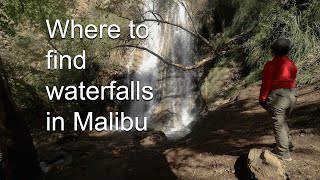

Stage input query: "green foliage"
[
  {"left": 224, "top": 0, "right": 320, "bottom": 84},
  {"left": 0, "top": 0, "right": 138, "bottom": 122},
  {"left": 0, "top": 2, "right": 15, "bottom": 35},
  {"left": 285, "top": 15, "right": 319, "bottom": 63},
  {"left": 201, "top": 59, "right": 238, "bottom": 101},
  {"left": 228, "top": 0, "right": 277, "bottom": 36},
  {"left": 3, "top": 0, "right": 68, "bottom": 28}
]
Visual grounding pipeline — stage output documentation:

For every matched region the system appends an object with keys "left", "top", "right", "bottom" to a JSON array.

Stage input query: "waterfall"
[{"left": 127, "top": 0, "right": 199, "bottom": 138}]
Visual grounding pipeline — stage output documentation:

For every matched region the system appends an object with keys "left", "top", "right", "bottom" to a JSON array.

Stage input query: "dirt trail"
[
  {"left": 43, "top": 83, "right": 320, "bottom": 180},
  {"left": 166, "top": 84, "right": 320, "bottom": 180}
]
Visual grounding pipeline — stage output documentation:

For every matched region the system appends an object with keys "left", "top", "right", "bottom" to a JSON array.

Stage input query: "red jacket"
[{"left": 259, "top": 56, "right": 298, "bottom": 101}]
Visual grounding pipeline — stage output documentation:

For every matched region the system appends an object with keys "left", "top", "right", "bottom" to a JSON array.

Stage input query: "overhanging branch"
[
  {"left": 178, "top": 0, "right": 198, "bottom": 35},
  {"left": 109, "top": 29, "right": 254, "bottom": 70},
  {"left": 114, "top": 12, "right": 213, "bottom": 49},
  {"left": 136, "top": 19, "right": 213, "bottom": 49},
  {"left": 110, "top": 44, "right": 215, "bottom": 70}
]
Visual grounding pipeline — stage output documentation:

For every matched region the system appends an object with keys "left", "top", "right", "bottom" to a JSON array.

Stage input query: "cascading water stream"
[
  {"left": 127, "top": 0, "right": 199, "bottom": 138},
  {"left": 127, "top": 0, "right": 161, "bottom": 125}
]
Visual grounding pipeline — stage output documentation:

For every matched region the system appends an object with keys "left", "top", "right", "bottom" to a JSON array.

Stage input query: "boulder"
[
  {"left": 140, "top": 131, "right": 167, "bottom": 148},
  {"left": 247, "top": 149, "right": 287, "bottom": 180}
]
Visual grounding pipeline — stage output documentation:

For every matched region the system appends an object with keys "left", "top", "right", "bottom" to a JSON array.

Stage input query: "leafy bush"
[{"left": 224, "top": 0, "right": 320, "bottom": 84}]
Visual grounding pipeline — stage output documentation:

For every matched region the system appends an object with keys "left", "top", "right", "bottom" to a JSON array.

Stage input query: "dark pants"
[{"left": 266, "top": 88, "right": 297, "bottom": 158}]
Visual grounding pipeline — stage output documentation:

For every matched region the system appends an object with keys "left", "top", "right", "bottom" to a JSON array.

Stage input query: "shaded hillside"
[{"left": 197, "top": 0, "right": 320, "bottom": 104}]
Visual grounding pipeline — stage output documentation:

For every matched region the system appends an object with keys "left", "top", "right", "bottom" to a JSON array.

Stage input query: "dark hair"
[{"left": 271, "top": 38, "right": 291, "bottom": 56}]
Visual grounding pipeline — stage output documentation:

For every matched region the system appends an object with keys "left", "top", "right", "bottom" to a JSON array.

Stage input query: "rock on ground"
[{"left": 248, "top": 148, "right": 286, "bottom": 180}]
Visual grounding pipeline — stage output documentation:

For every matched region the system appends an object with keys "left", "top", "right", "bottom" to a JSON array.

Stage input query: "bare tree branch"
[
  {"left": 47, "top": 40, "right": 97, "bottom": 61},
  {"left": 111, "top": 1, "right": 213, "bottom": 49},
  {"left": 110, "top": 44, "right": 215, "bottom": 70},
  {"left": 135, "top": 18, "right": 213, "bottom": 49},
  {"left": 109, "top": 29, "right": 254, "bottom": 70},
  {"left": 178, "top": 0, "right": 198, "bottom": 35},
  {"left": 141, "top": 10, "right": 163, "bottom": 20},
  {"left": 48, "top": 40, "right": 64, "bottom": 55}
]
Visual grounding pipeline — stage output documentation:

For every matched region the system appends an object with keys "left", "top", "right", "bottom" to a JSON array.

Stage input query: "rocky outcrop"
[{"left": 247, "top": 149, "right": 287, "bottom": 180}]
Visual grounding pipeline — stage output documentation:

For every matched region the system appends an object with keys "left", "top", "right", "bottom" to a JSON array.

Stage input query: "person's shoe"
[
  {"left": 270, "top": 143, "right": 295, "bottom": 151},
  {"left": 271, "top": 149, "right": 293, "bottom": 162},
  {"left": 275, "top": 154, "right": 293, "bottom": 162},
  {"left": 289, "top": 144, "right": 296, "bottom": 151}
]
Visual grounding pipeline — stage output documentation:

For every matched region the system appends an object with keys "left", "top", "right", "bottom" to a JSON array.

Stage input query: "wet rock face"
[
  {"left": 247, "top": 149, "right": 287, "bottom": 180},
  {"left": 153, "top": 0, "right": 202, "bottom": 137},
  {"left": 127, "top": 0, "right": 202, "bottom": 138}
]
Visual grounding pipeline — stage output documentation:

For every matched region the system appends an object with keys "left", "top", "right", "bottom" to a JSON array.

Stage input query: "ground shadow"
[
  {"left": 168, "top": 96, "right": 320, "bottom": 179},
  {"left": 45, "top": 132, "right": 178, "bottom": 180}
]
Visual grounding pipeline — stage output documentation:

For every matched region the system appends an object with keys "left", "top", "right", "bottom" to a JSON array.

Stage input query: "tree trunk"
[{"left": 0, "top": 76, "right": 42, "bottom": 180}]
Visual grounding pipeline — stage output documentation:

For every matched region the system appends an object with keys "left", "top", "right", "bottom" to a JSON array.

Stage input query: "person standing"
[{"left": 259, "top": 38, "right": 298, "bottom": 161}]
